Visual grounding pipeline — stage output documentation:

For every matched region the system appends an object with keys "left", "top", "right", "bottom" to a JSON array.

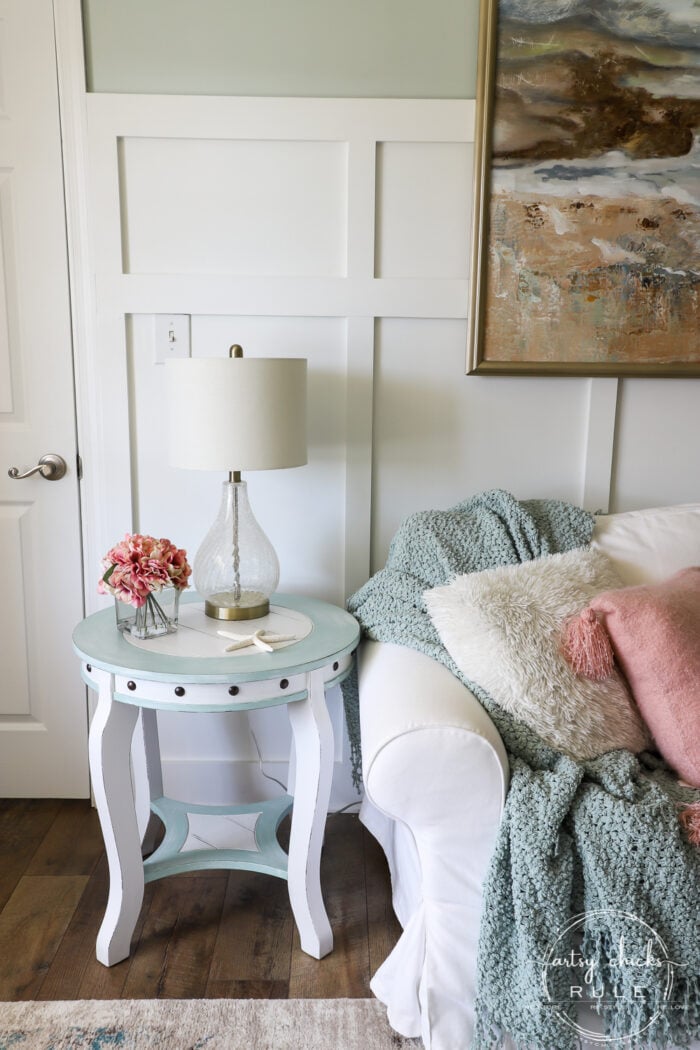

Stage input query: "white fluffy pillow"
[{"left": 424, "top": 547, "right": 650, "bottom": 760}]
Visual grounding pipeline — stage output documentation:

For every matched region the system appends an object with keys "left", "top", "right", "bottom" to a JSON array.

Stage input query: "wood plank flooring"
[{"left": 0, "top": 800, "right": 401, "bottom": 1001}]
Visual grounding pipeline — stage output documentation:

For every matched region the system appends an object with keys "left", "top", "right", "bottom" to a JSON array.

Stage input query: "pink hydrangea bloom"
[{"left": 99, "top": 533, "right": 192, "bottom": 608}]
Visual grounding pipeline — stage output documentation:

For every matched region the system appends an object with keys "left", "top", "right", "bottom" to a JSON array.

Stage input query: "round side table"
[{"left": 72, "top": 593, "right": 359, "bottom": 967}]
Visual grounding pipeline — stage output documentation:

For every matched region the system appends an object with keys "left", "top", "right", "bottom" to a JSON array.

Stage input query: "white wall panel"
[
  {"left": 120, "top": 137, "right": 348, "bottom": 277},
  {"left": 371, "top": 317, "right": 589, "bottom": 570},
  {"left": 611, "top": 379, "right": 700, "bottom": 512},
  {"left": 582, "top": 379, "right": 618, "bottom": 514},
  {"left": 375, "top": 142, "right": 473, "bottom": 279},
  {"left": 85, "top": 97, "right": 475, "bottom": 808},
  {"left": 128, "top": 313, "right": 347, "bottom": 606},
  {"left": 128, "top": 311, "right": 352, "bottom": 805},
  {"left": 155, "top": 683, "right": 349, "bottom": 808}
]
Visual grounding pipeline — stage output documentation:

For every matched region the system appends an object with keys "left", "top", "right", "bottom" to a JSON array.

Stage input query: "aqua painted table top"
[{"left": 73, "top": 592, "right": 360, "bottom": 686}]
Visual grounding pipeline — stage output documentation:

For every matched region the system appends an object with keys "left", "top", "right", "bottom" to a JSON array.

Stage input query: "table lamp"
[{"left": 167, "top": 346, "right": 307, "bottom": 620}]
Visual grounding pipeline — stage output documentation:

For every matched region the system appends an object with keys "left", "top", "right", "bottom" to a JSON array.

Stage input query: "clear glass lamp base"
[{"left": 194, "top": 479, "right": 280, "bottom": 623}]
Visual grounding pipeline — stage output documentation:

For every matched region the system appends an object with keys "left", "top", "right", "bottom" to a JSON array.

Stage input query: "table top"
[{"left": 73, "top": 593, "right": 360, "bottom": 684}]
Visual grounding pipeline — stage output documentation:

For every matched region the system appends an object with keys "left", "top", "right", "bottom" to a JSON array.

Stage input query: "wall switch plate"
[{"left": 155, "top": 315, "right": 190, "bottom": 364}]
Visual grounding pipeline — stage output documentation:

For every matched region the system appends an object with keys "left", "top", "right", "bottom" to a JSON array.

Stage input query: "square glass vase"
[{"left": 115, "top": 587, "right": 180, "bottom": 639}]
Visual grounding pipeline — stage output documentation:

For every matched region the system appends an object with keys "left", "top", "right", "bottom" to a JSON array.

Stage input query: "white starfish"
[{"left": 217, "top": 628, "right": 298, "bottom": 653}]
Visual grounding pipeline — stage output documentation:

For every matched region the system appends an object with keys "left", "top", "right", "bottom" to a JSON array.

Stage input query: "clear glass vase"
[{"left": 115, "top": 587, "right": 180, "bottom": 639}]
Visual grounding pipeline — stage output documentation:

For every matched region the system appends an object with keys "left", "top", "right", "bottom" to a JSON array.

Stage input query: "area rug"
[{"left": 0, "top": 998, "right": 420, "bottom": 1049}]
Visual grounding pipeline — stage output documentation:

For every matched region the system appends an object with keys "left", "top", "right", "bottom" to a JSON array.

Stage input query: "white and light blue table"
[{"left": 72, "top": 593, "right": 359, "bottom": 967}]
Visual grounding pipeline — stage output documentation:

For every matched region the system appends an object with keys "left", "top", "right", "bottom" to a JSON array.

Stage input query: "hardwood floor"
[{"left": 0, "top": 801, "right": 400, "bottom": 1001}]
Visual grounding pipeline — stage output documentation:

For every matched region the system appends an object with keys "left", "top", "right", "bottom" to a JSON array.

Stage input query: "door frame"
[{"left": 54, "top": 0, "right": 111, "bottom": 617}]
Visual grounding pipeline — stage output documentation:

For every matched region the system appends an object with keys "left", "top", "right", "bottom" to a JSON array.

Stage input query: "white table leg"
[
  {"left": 287, "top": 666, "right": 334, "bottom": 959},
  {"left": 89, "top": 670, "right": 144, "bottom": 966}
]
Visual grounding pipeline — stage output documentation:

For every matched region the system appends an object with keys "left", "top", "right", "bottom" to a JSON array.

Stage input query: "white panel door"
[{"left": 0, "top": 0, "right": 88, "bottom": 795}]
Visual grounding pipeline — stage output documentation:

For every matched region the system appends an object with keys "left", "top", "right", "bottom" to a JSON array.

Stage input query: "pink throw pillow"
[{"left": 584, "top": 568, "right": 700, "bottom": 787}]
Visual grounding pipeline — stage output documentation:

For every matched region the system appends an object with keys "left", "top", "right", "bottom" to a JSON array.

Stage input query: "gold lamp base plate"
[{"left": 204, "top": 592, "right": 270, "bottom": 621}]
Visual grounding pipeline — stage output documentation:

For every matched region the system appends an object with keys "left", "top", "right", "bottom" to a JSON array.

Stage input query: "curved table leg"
[
  {"left": 89, "top": 670, "right": 144, "bottom": 966},
  {"left": 287, "top": 666, "right": 334, "bottom": 959}
]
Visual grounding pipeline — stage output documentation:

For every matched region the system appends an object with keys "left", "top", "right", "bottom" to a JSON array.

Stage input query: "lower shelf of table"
[{"left": 143, "top": 794, "right": 293, "bottom": 883}]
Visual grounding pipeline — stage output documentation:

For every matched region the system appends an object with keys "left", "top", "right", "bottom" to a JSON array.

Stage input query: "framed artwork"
[{"left": 467, "top": 0, "right": 700, "bottom": 376}]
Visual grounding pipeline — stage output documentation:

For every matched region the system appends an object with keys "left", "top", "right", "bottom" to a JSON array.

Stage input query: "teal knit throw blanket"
[{"left": 344, "top": 490, "right": 700, "bottom": 1049}]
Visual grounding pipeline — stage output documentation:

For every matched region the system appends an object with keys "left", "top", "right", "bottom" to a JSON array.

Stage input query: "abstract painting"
[{"left": 467, "top": 0, "right": 700, "bottom": 374}]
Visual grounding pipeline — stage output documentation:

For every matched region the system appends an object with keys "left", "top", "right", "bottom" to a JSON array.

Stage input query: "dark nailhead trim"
[
  {"left": 228, "top": 686, "right": 239, "bottom": 696},
  {"left": 333, "top": 661, "right": 339, "bottom": 671},
  {"left": 127, "top": 681, "right": 136, "bottom": 691},
  {"left": 174, "top": 686, "right": 185, "bottom": 697},
  {"left": 280, "top": 679, "right": 289, "bottom": 689},
  {"left": 86, "top": 664, "right": 92, "bottom": 673}
]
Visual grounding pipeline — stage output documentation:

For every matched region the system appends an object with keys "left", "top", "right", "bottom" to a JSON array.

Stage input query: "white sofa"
[{"left": 358, "top": 503, "right": 700, "bottom": 1050}]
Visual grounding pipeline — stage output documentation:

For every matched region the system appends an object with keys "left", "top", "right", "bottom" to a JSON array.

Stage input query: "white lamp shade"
[{"left": 167, "top": 357, "right": 307, "bottom": 471}]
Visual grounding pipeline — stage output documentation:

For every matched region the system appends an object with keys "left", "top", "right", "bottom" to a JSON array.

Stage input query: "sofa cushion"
[
  {"left": 424, "top": 547, "right": 650, "bottom": 761},
  {"left": 592, "top": 502, "right": 700, "bottom": 586},
  {"left": 578, "top": 567, "right": 700, "bottom": 787}
]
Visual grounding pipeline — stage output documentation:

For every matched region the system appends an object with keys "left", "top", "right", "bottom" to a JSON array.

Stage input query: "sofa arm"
[
  {"left": 359, "top": 640, "right": 509, "bottom": 899},
  {"left": 359, "top": 641, "right": 510, "bottom": 1048}
]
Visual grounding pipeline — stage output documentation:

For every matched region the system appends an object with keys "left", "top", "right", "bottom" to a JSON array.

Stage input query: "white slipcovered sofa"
[{"left": 358, "top": 502, "right": 700, "bottom": 1050}]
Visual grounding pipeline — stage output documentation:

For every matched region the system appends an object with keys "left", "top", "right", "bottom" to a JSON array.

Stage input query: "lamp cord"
[{"left": 248, "top": 728, "right": 361, "bottom": 814}]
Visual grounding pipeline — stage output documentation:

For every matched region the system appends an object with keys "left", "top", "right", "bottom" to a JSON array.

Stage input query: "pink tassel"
[
  {"left": 561, "top": 608, "right": 615, "bottom": 680},
  {"left": 679, "top": 802, "right": 700, "bottom": 846}
]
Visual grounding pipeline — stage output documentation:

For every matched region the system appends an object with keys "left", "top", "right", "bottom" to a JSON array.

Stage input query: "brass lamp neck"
[{"left": 229, "top": 470, "right": 242, "bottom": 484}]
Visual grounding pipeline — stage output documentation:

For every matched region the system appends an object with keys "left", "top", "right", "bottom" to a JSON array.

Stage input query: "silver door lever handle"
[{"left": 8, "top": 453, "right": 67, "bottom": 481}]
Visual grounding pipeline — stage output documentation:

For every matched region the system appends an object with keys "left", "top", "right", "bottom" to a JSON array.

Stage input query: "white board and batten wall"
[
  {"left": 79, "top": 69, "right": 700, "bottom": 810},
  {"left": 84, "top": 95, "right": 476, "bottom": 808}
]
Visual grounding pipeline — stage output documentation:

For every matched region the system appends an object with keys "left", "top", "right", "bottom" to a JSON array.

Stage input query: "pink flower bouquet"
[{"left": 99, "top": 534, "right": 191, "bottom": 638}]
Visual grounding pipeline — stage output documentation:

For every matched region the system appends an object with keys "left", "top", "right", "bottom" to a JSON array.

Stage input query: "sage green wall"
[{"left": 82, "top": 0, "right": 478, "bottom": 98}]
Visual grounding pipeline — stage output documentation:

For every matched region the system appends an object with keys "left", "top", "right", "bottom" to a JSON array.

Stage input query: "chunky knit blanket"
[{"left": 343, "top": 490, "right": 700, "bottom": 1050}]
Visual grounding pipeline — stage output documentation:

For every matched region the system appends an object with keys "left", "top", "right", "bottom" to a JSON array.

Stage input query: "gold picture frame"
[{"left": 467, "top": 0, "right": 700, "bottom": 376}]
